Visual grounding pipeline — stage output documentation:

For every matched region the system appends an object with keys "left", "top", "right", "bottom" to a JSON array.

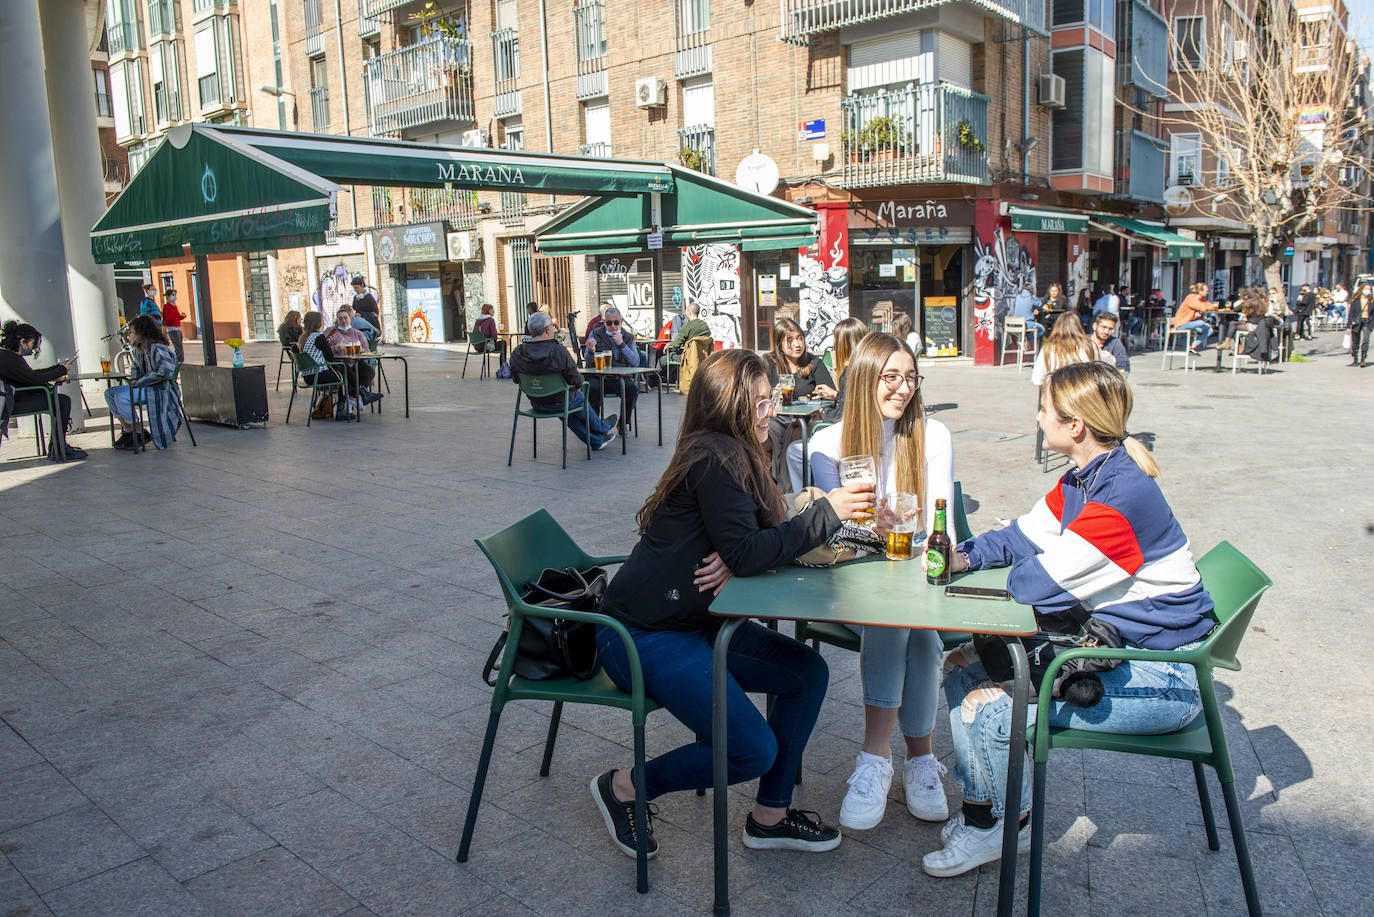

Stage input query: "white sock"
[
  {"left": 908, "top": 753, "right": 935, "bottom": 765},
  {"left": 857, "top": 750, "right": 890, "bottom": 766}
]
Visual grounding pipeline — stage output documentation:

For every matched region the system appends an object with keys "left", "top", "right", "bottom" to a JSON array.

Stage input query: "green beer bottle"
[{"left": 926, "top": 498, "right": 952, "bottom": 586}]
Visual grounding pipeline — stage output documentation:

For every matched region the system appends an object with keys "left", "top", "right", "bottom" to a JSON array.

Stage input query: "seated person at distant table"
[
  {"left": 667, "top": 301, "right": 713, "bottom": 350},
  {"left": 583, "top": 306, "right": 639, "bottom": 430},
  {"left": 509, "top": 311, "right": 618, "bottom": 451},
  {"left": 1011, "top": 284, "right": 1044, "bottom": 338},
  {"left": 325, "top": 308, "right": 381, "bottom": 405},
  {"left": 1091, "top": 313, "right": 1129, "bottom": 373},
  {"left": 0, "top": 319, "right": 86, "bottom": 461},
  {"left": 473, "top": 304, "right": 509, "bottom": 367}
]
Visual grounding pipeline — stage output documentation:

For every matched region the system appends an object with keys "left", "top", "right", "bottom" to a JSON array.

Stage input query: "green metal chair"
[
  {"left": 285, "top": 349, "right": 348, "bottom": 426},
  {"left": 1026, "top": 541, "right": 1272, "bottom": 917},
  {"left": 509, "top": 372, "right": 591, "bottom": 469},
  {"left": 127, "top": 364, "right": 198, "bottom": 452},
  {"left": 3, "top": 383, "right": 62, "bottom": 460},
  {"left": 463, "top": 329, "right": 495, "bottom": 379},
  {"left": 794, "top": 481, "right": 976, "bottom": 654},
  {"left": 274, "top": 343, "right": 294, "bottom": 391},
  {"left": 457, "top": 509, "right": 659, "bottom": 892}
]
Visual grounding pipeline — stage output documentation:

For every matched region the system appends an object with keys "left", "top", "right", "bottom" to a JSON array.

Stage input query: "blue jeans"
[
  {"left": 103, "top": 384, "right": 148, "bottom": 425},
  {"left": 596, "top": 621, "right": 829, "bottom": 808},
  {"left": 1176, "top": 320, "right": 1213, "bottom": 349},
  {"left": 534, "top": 390, "right": 613, "bottom": 449},
  {"left": 845, "top": 625, "right": 943, "bottom": 738},
  {"left": 942, "top": 647, "right": 1203, "bottom": 818}
]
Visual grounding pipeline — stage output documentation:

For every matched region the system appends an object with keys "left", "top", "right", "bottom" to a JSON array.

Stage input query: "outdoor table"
[
  {"left": 74, "top": 370, "right": 130, "bottom": 448},
  {"left": 641, "top": 338, "right": 672, "bottom": 373},
  {"left": 773, "top": 398, "right": 833, "bottom": 488},
  {"left": 580, "top": 365, "right": 663, "bottom": 454},
  {"left": 359, "top": 351, "right": 410, "bottom": 417},
  {"left": 707, "top": 561, "right": 1038, "bottom": 917}
]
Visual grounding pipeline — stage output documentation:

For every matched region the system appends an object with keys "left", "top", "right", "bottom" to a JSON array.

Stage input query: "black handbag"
[
  {"left": 482, "top": 566, "right": 608, "bottom": 686},
  {"left": 973, "top": 604, "right": 1126, "bottom": 707}
]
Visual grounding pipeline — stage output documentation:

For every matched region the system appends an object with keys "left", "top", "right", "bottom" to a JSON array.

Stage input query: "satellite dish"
[{"left": 735, "top": 152, "right": 780, "bottom": 195}]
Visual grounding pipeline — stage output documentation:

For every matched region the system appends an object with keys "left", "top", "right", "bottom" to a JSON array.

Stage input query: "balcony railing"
[
  {"left": 369, "top": 186, "right": 480, "bottom": 231},
  {"left": 675, "top": 0, "right": 711, "bottom": 77},
  {"left": 364, "top": 36, "right": 474, "bottom": 137},
  {"left": 305, "top": 0, "right": 324, "bottom": 56},
  {"left": 492, "top": 28, "right": 521, "bottom": 117},
  {"left": 147, "top": 0, "right": 179, "bottom": 37},
  {"left": 358, "top": 0, "right": 381, "bottom": 36},
  {"left": 839, "top": 83, "right": 989, "bottom": 188},
  {"left": 780, "top": 0, "right": 1044, "bottom": 44},
  {"left": 108, "top": 21, "right": 141, "bottom": 57},
  {"left": 361, "top": 0, "right": 415, "bottom": 16},
  {"left": 677, "top": 124, "right": 716, "bottom": 175},
  {"left": 578, "top": 141, "right": 613, "bottom": 158},
  {"left": 95, "top": 82, "right": 113, "bottom": 118},
  {"left": 103, "top": 157, "right": 126, "bottom": 185},
  {"left": 309, "top": 86, "right": 330, "bottom": 130},
  {"left": 574, "top": 0, "right": 608, "bottom": 99},
  {"left": 1297, "top": 44, "right": 1329, "bottom": 69},
  {"left": 153, "top": 86, "right": 183, "bottom": 124}
]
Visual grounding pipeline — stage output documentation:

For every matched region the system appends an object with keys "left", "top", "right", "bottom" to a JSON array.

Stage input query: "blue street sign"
[{"left": 798, "top": 119, "right": 826, "bottom": 141}]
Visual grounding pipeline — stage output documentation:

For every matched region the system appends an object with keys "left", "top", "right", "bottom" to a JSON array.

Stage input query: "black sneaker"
[
  {"left": 113, "top": 431, "right": 134, "bottom": 450},
  {"left": 742, "top": 809, "right": 841, "bottom": 853},
  {"left": 602, "top": 413, "right": 618, "bottom": 430},
  {"left": 591, "top": 770, "right": 658, "bottom": 859}
]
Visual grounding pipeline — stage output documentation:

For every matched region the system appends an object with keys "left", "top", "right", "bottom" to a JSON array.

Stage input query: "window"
[
  {"left": 109, "top": 58, "right": 146, "bottom": 140},
  {"left": 309, "top": 56, "right": 329, "bottom": 130},
  {"left": 574, "top": 0, "right": 606, "bottom": 64},
  {"left": 1052, "top": 0, "right": 1113, "bottom": 33},
  {"left": 500, "top": 122, "right": 526, "bottom": 223},
  {"left": 1173, "top": 16, "right": 1203, "bottom": 69},
  {"left": 682, "top": 76, "right": 714, "bottom": 128},
  {"left": 583, "top": 99, "right": 611, "bottom": 155},
  {"left": 1220, "top": 20, "right": 1234, "bottom": 77},
  {"left": 1170, "top": 132, "right": 1202, "bottom": 186},
  {"left": 194, "top": 17, "right": 238, "bottom": 111},
  {"left": 1051, "top": 47, "right": 1112, "bottom": 175},
  {"left": 149, "top": 41, "right": 183, "bottom": 123},
  {"left": 677, "top": 0, "right": 708, "bottom": 36},
  {"left": 195, "top": 25, "right": 219, "bottom": 106},
  {"left": 93, "top": 68, "right": 113, "bottom": 118}
]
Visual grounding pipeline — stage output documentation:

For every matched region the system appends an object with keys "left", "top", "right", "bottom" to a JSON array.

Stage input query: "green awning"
[
  {"left": 92, "top": 125, "right": 340, "bottom": 263},
  {"left": 1007, "top": 206, "right": 1090, "bottom": 234},
  {"left": 533, "top": 167, "right": 817, "bottom": 255},
  {"left": 214, "top": 125, "right": 674, "bottom": 195},
  {"left": 1091, "top": 215, "right": 1206, "bottom": 260}
]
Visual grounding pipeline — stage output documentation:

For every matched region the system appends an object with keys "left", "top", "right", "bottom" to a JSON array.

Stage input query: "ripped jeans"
[{"left": 942, "top": 644, "right": 1204, "bottom": 819}]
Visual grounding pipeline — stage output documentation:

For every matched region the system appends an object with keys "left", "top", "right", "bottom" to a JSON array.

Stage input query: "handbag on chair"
[{"left": 482, "top": 566, "right": 608, "bottom": 685}]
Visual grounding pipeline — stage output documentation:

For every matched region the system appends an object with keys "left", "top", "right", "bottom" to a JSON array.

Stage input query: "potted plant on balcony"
[
  {"left": 950, "top": 119, "right": 985, "bottom": 154},
  {"left": 855, "top": 117, "right": 910, "bottom": 163},
  {"left": 679, "top": 146, "right": 708, "bottom": 173}
]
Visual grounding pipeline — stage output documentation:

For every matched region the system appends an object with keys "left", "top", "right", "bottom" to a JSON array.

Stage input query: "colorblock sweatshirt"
[{"left": 958, "top": 447, "right": 1214, "bottom": 650}]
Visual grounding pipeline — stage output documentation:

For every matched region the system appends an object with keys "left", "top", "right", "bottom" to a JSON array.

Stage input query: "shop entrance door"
[{"left": 919, "top": 245, "right": 964, "bottom": 356}]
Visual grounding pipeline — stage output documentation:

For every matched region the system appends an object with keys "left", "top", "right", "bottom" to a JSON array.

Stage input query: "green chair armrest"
[{"left": 586, "top": 554, "right": 630, "bottom": 566}]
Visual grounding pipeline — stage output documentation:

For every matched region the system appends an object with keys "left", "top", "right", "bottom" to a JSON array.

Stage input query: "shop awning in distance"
[
  {"left": 91, "top": 123, "right": 679, "bottom": 263},
  {"left": 1091, "top": 215, "right": 1206, "bottom": 260},
  {"left": 1007, "top": 206, "right": 1090, "bottom": 234},
  {"left": 533, "top": 167, "right": 818, "bottom": 256}
]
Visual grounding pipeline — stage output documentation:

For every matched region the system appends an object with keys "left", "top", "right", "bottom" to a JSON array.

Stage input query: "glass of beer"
[
  {"left": 881, "top": 492, "right": 921, "bottom": 560},
  {"left": 100, "top": 357, "right": 111, "bottom": 374},
  {"left": 596, "top": 350, "right": 611, "bottom": 371},
  {"left": 838, "top": 454, "right": 877, "bottom": 526},
  {"left": 779, "top": 373, "right": 796, "bottom": 407}
]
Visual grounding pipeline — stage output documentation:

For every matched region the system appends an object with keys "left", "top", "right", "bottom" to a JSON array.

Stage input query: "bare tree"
[{"left": 1151, "top": 0, "right": 1370, "bottom": 290}]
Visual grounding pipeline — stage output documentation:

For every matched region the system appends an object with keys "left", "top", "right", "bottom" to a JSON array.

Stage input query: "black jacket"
[
  {"left": 508, "top": 338, "right": 583, "bottom": 409},
  {"left": 821, "top": 369, "right": 848, "bottom": 423},
  {"left": 765, "top": 352, "right": 835, "bottom": 400},
  {"left": 601, "top": 452, "right": 841, "bottom": 631},
  {"left": 0, "top": 349, "right": 67, "bottom": 389},
  {"left": 1296, "top": 291, "right": 1317, "bottom": 315},
  {"left": 1351, "top": 297, "right": 1374, "bottom": 326}
]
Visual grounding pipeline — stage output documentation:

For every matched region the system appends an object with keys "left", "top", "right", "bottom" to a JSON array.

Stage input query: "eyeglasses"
[
  {"left": 755, "top": 393, "right": 781, "bottom": 420},
  {"left": 604, "top": 320, "right": 622, "bottom": 327},
  {"left": 879, "top": 372, "right": 922, "bottom": 391}
]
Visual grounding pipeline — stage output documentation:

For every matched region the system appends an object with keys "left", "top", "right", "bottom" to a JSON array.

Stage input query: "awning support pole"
[
  {"left": 195, "top": 254, "right": 216, "bottom": 366},
  {"left": 651, "top": 192, "right": 665, "bottom": 337}
]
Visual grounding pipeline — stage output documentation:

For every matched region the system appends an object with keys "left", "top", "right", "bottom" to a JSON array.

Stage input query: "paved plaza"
[{"left": 2, "top": 332, "right": 1371, "bottom": 916}]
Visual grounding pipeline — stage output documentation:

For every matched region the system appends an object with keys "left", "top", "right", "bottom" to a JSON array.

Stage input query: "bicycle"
[{"left": 100, "top": 322, "right": 136, "bottom": 375}]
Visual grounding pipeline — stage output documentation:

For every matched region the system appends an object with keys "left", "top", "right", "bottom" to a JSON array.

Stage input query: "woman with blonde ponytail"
[{"left": 922, "top": 362, "right": 1215, "bottom": 878}]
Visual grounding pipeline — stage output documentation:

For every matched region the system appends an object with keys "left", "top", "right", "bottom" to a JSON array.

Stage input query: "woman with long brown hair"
[
  {"left": 277, "top": 310, "right": 304, "bottom": 349},
  {"left": 765, "top": 317, "right": 836, "bottom": 488},
  {"left": 103, "top": 314, "right": 181, "bottom": 450},
  {"left": 1029, "top": 312, "right": 1110, "bottom": 386},
  {"left": 592, "top": 349, "right": 874, "bottom": 860},
  {"left": 808, "top": 332, "right": 955, "bottom": 830}
]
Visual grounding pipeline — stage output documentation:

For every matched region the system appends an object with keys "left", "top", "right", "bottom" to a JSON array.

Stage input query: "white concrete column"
[
  {"left": 0, "top": 1, "right": 77, "bottom": 376},
  {"left": 39, "top": 0, "right": 120, "bottom": 416}
]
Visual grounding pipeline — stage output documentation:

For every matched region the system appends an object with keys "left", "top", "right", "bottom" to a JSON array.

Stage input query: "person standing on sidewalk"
[
  {"left": 1294, "top": 284, "right": 1317, "bottom": 340},
  {"left": 161, "top": 290, "right": 185, "bottom": 363},
  {"left": 138, "top": 283, "right": 162, "bottom": 322},
  {"left": 1349, "top": 284, "right": 1374, "bottom": 367}
]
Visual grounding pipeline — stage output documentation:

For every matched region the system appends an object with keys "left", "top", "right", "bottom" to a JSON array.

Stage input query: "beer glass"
[
  {"left": 596, "top": 350, "right": 611, "bottom": 371},
  {"left": 779, "top": 373, "right": 796, "bottom": 407},
  {"left": 838, "top": 454, "right": 877, "bottom": 525},
  {"left": 100, "top": 357, "right": 111, "bottom": 374},
  {"left": 881, "top": 492, "right": 921, "bottom": 561}
]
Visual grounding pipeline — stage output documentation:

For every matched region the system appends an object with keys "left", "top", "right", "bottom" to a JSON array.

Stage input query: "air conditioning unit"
[
  {"left": 635, "top": 77, "right": 667, "bottom": 109},
  {"left": 1038, "top": 74, "right": 1066, "bottom": 109},
  {"left": 460, "top": 129, "right": 490, "bottom": 148}
]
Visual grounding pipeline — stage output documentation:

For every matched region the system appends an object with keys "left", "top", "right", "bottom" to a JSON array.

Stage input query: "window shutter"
[{"left": 847, "top": 30, "right": 927, "bottom": 91}]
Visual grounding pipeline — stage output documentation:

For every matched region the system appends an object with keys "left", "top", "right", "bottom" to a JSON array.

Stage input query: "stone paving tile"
[
  {"left": 41, "top": 856, "right": 209, "bottom": 917},
  {"left": 0, "top": 762, "right": 88, "bottom": 834},
  {"left": 0, "top": 804, "right": 144, "bottom": 893},
  {"left": 0, "top": 859, "right": 55, "bottom": 917},
  {"left": 0, "top": 724, "right": 42, "bottom": 773},
  {"left": 183, "top": 845, "right": 360, "bottom": 917}
]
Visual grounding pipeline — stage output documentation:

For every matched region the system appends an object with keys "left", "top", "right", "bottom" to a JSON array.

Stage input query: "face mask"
[{"left": 338, "top": 319, "right": 352, "bottom": 330}]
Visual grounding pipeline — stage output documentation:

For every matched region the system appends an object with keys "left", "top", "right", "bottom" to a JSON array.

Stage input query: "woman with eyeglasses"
[
  {"left": 808, "top": 332, "right": 955, "bottom": 833},
  {"left": 592, "top": 349, "right": 875, "bottom": 861}
]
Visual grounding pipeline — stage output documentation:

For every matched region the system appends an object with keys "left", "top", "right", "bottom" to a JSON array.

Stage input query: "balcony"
[
  {"left": 578, "top": 141, "right": 613, "bottom": 158},
  {"left": 369, "top": 186, "right": 479, "bottom": 231},
  {"left": 677, "top": 124, "right": 716, "bottom": 176},
  {"left": 492, "top": 28, "right": 521, "bottom": 117},
  {"left": 781, "top": 0, "right": 1043, "bottom": 43},
  {"left": 103, "top": 157, "right": 126, "bottom": 188},
  {"left": 361, "top": 0, "right": 422, "bottom": 17},
  {"left": 305, "top": 0, "right": 324, "bottom": 57},
  {"left": 364, "top": 36, "right": 474, "bottom": 137},
  {"left": 309, "top": 86, "right": 330, "bottom": 130},
  {"left": 147, "top": 0, "right": 179, "bottom": 38},
  {"left": 839, "top": 83, "right": 989, "bottom": 188},
  {"left": 1297, "top": 44, "right": 1330, "bottom": 71},
  {"left": 358, "top": 0, "right": 381, "bottom": 37},
  {"left": 107, "top": 21, "right": 140, "bottom": 57},
  {"left": 574, "top": 0, "right": 608, "bottom": 99}
]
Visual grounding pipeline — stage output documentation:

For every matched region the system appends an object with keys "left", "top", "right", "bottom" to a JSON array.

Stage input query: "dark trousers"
[
  {"left": 12, "top": 389, "right": 71, "bottom": 451},
  {"left": 588, "top": 376, "right": 637, "bottom": 426},
  {"left": 596, "top": 620, "right": 828, "bottom": 808},
  {"left": 1353, "top": 322, "right": 1372, "bottom": 362},
  {"left": 167, "top": 328, "right": 184, "bottom": 363},
  {"left": 1296, "top": 312, "right": 1313, "bottom": 339},
  {"left": 311, "top": 362, "right": 375, "bottom": 397}
]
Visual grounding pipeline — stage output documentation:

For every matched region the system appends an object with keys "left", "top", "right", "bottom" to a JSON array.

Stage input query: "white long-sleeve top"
[
  {"left": 1029, "top": 342, "right": 1111, "bottom": 386},
  {"left": 809, "top": 417, "right": 954, "bottom": 541}
]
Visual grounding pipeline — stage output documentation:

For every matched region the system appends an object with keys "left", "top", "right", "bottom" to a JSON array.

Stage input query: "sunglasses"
[{"left": 604, "top": 320, "right": 622, "bottom": 327}]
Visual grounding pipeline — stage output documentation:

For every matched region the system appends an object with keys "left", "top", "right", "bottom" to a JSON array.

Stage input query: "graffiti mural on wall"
[
  {"left": 684, "top": 244, "right": 742, "bottom": 347},
  {"left": 798, "top": 235, "right": 851, "bottom": 352},
  {"left": 1068, "top": 248, "right": 1088, "bottom": 303},
  {"left": 972, "top": 229, "right": 1037, "bottom": 345},
  {"left": 313, "top": 264, "right": 353, "bottom": 317}
]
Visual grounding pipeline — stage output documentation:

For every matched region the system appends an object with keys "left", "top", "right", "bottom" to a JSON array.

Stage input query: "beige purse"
[{"left": 787, "top": 487, "right": 884, "bottom": 567}]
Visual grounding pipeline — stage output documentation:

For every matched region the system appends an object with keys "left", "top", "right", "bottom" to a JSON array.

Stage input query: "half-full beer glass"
[
  {"left": 838, "top": 454, "right": 877, "bottom": 525},
  {"left": 779, "top": 373, "right": 796, "bottom": 406},
  {"left": 881, "top": 492, "right": 921, "bottom": 560}
]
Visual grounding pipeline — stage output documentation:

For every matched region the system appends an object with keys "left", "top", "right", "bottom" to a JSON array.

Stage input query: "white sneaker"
[
  {"left": 838, "top": 753, "right": 893, "bottom": 830},
  {"left": 925, "top": 815, "right": 1031, "bottom": 878},
  {"left": 903, "top": 755, "right": 949, "bottom": 822}
]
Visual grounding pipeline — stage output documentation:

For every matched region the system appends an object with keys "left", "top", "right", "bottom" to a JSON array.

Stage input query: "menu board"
[{"left": 922, "top": 296, "right": 959, "bottom": 356}]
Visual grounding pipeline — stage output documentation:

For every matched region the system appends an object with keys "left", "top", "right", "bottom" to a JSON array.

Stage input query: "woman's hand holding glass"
[{"left": 825, "top": 482, "right": 876, "bottom": 522}]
